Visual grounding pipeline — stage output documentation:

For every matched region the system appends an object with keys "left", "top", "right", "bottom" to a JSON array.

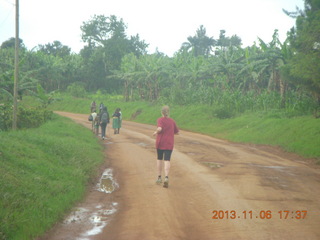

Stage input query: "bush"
[
  {"left": 0, "top": 104, "right": 12, "bottom": 131},
  {"left": 212, "top": 107, "right": 235, "bottom": 119},
  {"left": 17, "top": 107, "right": 54, "bottom": 129},
  {"left": 67, "top": 83, "right": 87, "bottom": 98},
  {"left": 0, "top": 105, "right": 53, "bottom": 131}
]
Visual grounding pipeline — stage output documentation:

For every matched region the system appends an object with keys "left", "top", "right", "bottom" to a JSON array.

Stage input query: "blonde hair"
[{"left": 161, "top": 105, "right": 170, "bottom": 117}]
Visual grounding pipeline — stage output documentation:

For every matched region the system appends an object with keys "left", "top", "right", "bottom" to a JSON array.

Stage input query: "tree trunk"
[
  {"left": 124, "top": 80, "right": 129, "bottom": 102},
  {"left": 313, "top": 93, "right": 320, "bottom": 118},
  {"left": 279, "top": 77, "right": 287, "bottom": 108},
  {"left": 12, "top": 0, "right": 19, "bottom": 130}
]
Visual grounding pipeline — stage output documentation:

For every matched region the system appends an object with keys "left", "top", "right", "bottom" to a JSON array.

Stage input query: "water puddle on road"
[
  {"left": 61, "top": 168, "right": 118, "bottom": 240},
  {"left": 80, "top": 202, "right": 118, "bottom": 239},
  {"left": 247, "top": 163, "right": 295, "bottom": 172},
  {"left": 202, "top": 162, "right": 224, "bottom": 168},
  {"left": 97, "top": 168, "right": 119, "bottom": 193},
  {"left": 137, "top": 142, "right": 148, "bottom": 147}
]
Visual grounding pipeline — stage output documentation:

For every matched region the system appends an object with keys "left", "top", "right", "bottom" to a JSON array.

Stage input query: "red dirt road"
[{"left": 40, "top": 112, "right": 320, "bottom": 240}]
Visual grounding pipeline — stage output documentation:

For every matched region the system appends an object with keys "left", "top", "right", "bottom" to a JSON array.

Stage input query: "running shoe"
[
  {"left": 156, "top": 176, "right": 162, "bottom": 184},
  {"left": 163, "top": 177, "right": 169, "bottom": 188}
]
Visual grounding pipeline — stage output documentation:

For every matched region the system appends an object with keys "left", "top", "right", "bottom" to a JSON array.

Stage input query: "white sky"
[{"left": 0, "top": 0, "right": 304, "bottom": 56}]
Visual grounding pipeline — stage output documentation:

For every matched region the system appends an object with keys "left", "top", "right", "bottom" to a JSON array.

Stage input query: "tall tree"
[
  {"left": 81, "top": 15, "right": 123, "bottom": 47},
  {"left": 1, "top": 37, "right": 24, "bottom": 50},
  {"left": 37, "top": 41, "right": 71, "bottom": 58},
  {"left": 80, "top": 15, "right": 148, "bottom": 92},
  {"left": 216, "top": 30, "right": 242, "bottom": 49},
  {"left": 286, "top": 0, "right": 320, "bottom": 99}
]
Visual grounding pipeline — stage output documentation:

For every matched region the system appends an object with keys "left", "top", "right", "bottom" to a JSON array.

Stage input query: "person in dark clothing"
[
  {"left": 99, "top": 107, "right": 109, "bottom": 140},
  {"left": 99, "top": 102, "right": 104, "bottom": 114}
]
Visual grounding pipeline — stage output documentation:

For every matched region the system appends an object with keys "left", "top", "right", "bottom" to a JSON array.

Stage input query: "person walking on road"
[
  {"left": 119, "top": 108, "right": 122, "bottom": 132},
  {"left": 153, "top": 105, "right": 179, "bottom": 188},
  {"left": 112, "top": 108, "right": 122, "bottom": 134},
  {"left": 90, "top": 101, "right": 96, "bottom": 113},
  {"left": 91, "top": 110, "right": 97, "bottom": 132},
  {"left": 100, "top": 107, "right": 109, "bottom": 140},
  {"left": 93, "top": 112, "right": 100, "bottom": 136},
  {"left": 99, "top": 102, "right": 104, "bottom": 114}
]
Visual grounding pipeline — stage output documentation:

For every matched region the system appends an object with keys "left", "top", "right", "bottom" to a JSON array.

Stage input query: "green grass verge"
[
  {"left": 222, "top": 114, "right": 320, "bottom": 158},
  {"left": 0, "top": 114, "right": 104, "bottom": 240}
]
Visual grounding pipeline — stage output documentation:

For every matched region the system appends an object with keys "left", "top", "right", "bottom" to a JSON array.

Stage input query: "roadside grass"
[
  {"left": 0, "top": 114, "right": 104, "bottom": 240},
  {"left": 222, "top": 114, "right": 320, "bottom": 158},
  {"left": 49, "top": 95, "right": 320, "bottom": 160}
]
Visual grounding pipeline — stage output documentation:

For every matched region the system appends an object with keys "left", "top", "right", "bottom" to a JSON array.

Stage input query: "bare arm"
[{"left": 153, "top": 127, "right": 162, "bottom": 136}]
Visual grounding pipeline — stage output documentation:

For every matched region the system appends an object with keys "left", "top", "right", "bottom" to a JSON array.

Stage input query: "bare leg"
[
  {"left": 157, "top": 160, "right": 163, "bottom": 176},
  {"left": 164, "top": 161, "right": 170, "bottom": 177}
]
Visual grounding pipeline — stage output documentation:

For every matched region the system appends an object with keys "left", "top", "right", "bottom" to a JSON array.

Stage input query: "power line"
[
  {"left": 0, "top": 0, "right": 15, "bottom": 28},
  {"left": 1, "top": 0, "right": 15, "bottom": 6},
  {"left": 0, "top": 5, "right": 14, "bottom": 27}
]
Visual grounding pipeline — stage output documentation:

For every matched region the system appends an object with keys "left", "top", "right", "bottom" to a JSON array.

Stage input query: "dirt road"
[{"left": 40, "top": 112, "right": 320, "bottom": 240}]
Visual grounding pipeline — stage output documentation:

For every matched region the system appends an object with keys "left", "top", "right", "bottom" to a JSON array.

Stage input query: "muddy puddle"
[
  {"left": 247, "top": 163, "right": 295, "bottom": 172},
  {"left": 57, "top": 168, "right": 118, "bottom": 240},
  {"left": 202, "top": 162, "right": 224, "bottom": 168},
  {"left": 97, "top": 168, "right": 119, "bottom": 193}
]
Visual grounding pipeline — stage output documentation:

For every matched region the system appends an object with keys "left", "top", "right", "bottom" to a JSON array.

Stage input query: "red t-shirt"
[{"left": 155, "top": 117, "right": 179, "bottom": 150}]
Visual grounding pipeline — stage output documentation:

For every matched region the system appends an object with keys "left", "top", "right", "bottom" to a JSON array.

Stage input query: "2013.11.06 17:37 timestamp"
[{"left": 212, "top": 210, "right": 308, "bottom": 220}]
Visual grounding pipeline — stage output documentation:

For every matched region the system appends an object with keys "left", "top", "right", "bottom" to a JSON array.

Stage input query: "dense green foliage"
[
  {"left": 0, "top": 115, "right": 104, "bottom": 239},
  {"left": 285, "top": 0, "right": 320, "bottom": 95}
]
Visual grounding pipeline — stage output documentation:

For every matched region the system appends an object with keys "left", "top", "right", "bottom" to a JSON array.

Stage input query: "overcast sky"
[{"left": 0, "top": 0, "right": 304, "bottom": 56}]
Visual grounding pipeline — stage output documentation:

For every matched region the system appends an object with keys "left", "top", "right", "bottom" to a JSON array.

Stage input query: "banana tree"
[
  {"left": 210, "top": 46, "right": 245, "bottom": 89},
  {"left": 257, "top": 30, "right": 292, "bottom": 107},
  {"left": 172, "top": 52, "right": 210, "bottom": 88},
  {"left": 237, "top": 45, "right": 263, "bottom": 92},
  {"left": 118, "top": 53, "right": 141, "bottom": 101},
  {"left": 0, "top": 50, "right": 39, "bottom": 102},
  {"left": 138, "top": 54, "right": 171, "bottom": 101}
]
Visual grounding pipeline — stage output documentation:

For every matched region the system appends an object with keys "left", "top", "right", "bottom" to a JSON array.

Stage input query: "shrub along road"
[{"left": 40, "top": 112, "right": 320, "bottom": 240}]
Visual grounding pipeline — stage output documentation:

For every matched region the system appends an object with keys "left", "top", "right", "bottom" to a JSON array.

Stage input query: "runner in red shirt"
[{"left": 153, "top": 106, "right": 179, "bottom": 188}]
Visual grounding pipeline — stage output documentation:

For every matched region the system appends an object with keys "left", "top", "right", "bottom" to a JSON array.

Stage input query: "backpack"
[
  {"left": 101, "top": 112, "right": 109, "bottom": 123},
  {"left": 88, "top": 114, "right": 93, "bottom": 121}
]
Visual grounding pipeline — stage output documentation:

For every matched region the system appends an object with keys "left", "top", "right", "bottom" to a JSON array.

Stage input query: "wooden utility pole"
[{"left": 12, "top": 0, "right": 19, "bottom": 130}]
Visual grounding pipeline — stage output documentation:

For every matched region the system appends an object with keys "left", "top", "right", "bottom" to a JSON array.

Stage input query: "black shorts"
[{"left": 157, "top": 149, "right": 173, "bottom": 161}]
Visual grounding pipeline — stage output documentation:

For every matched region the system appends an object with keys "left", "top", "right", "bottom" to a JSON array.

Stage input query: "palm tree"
[{"left": 181, "top": 25, "right": 216, "bottom": 57}]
